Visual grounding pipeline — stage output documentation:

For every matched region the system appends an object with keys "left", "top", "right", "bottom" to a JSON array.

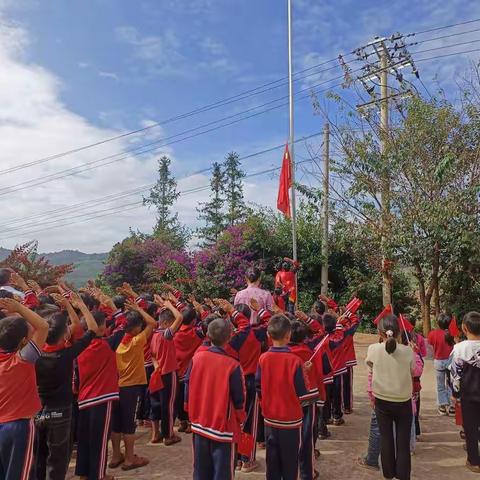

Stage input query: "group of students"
[
  {"left": 0, "top": 264, "right": 362, "bottom": 480},
  {"left": 1, "top": 263, "right": 479, "bottom": 480}
]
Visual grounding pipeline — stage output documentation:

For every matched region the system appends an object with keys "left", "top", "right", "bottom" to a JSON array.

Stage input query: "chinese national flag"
[
  {"left": 449, "top": 316, "right": 461, "bottom": 337},
  {"left": 398, "top": 314, "right": 414, "bottom": 333},
  {"left": 277, "top": 144, "right": 292, "bottom": 217}
]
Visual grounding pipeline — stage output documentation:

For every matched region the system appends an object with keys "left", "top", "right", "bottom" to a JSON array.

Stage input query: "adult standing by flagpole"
[{"left": 287, "top": 0, "right": 298, "bottom": 297}]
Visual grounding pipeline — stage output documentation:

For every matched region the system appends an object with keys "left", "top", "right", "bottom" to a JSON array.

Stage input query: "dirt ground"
[{"left": 68, "top": 333, "right": 473, "bottom": 479}]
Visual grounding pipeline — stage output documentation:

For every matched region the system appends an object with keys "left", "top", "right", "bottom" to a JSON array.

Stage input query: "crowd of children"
[{"left": 0, "top": 264, "right": 479, "bottom": 479}]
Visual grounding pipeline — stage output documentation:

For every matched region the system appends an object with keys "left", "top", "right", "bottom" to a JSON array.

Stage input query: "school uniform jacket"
[
  {"left": 174, "top": 324, "right": 204, "bottom": 380},
  {"left": 77, "top": 330, "right": 124, "bottom": 409},
  {"left": 229, "top": 311, "right": 267, "bottom": 376},
  {"left": 185, "top": 346, "right": 246, "bottom": 443},
  {"left": 256, "top": 346, "right": 310, "bottom": 429},
  {"left": 288, "top": 343, "right": 321, "bottom": 403}
]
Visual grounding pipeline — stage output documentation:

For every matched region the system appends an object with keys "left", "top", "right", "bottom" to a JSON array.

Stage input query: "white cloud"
[
  {"left": 0, "top": 19, "right": 174, "bottom": 253},
  {"left": 98, "top": 70, "right": 119, "bottom": 81},
  {"left": 200, "top": 37, "right": 226, "bottom": 56},
  {"left": 78, "top": 61, "right": 89, "bottom": 69}
]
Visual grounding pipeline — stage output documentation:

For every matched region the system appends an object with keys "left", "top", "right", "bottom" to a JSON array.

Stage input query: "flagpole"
[{"left": 287, "top": 0, "right": 298, "bottom": 267}]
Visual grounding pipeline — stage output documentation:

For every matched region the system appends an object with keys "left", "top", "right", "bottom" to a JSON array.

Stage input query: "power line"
[
  {"left": 0, "top": 132, "right": 323, "bottom": 231},
  {"left": 3, "top": 17, "right": 480, "bottom": 176},
  {"left": 2, "top": 36, "right": 479, "bottom": 198},
  {"left": 0, "top": 159, "right": 314, "bottom": 241}
]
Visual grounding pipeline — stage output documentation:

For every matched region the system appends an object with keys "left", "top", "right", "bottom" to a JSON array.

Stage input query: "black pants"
[
  {"left": 35, "top": 406, "right": 72, "bottom": 480},
  {"left": 75, "top": 401, "right": 113, "bottom": 480},
  {"left": 175, "top": 378, "right": 188, "bottom": 422},
  {"left": 324, "top": 376, "right": 343, "bottom": 421},
  {"left": 193, "top": 434, "right": 235, "bottom": 480},
  {"left": 265, "top": 425, "right": 300, "bottom": 480},
  {"left": 299, "top": 405, "right": 315, "bottom": 480},
  {"left": 462, "top": 399, "right": 480, "bottom": 467},
  {"left": 342, "top": 367, "right": 353, "bottom": 412},
  {"left": 414, "top": 394, "right": 421, "bottom": 436},
  {"left": 240, "top": 374, "right": 259, "bottom": 462},
  {"left": 375, "top": 398, "right": 412, "bottom": 480},
  {"left": 150, "top": 372, "right": 177, "bottom": 438},
  {"left": 136, "top": 365, "right": 154, "bottom": 421}
]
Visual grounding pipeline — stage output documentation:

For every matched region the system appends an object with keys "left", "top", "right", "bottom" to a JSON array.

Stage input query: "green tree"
[
  {"left": 143, "top": 155, "right": 188, "bottom": 248},
  {"left": 197, "top": 162, "right": 225, "bottom": 244},
  {"left": 223, "top": 152, "right": 246, "bottom": 226}
]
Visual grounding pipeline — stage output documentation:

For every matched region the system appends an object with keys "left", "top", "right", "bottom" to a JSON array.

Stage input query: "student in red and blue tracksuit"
[
  {"left": 173, "top": 304, "right": 204, "bottom": 433},
  {"left": 185, "top": 318, "right": 246, "bottom": 480},
  {"left": 289, "top": 320, "right": 321, "bottom": 480},
  {"left": 256, "top": 314, "right": 312, "bottom": 480}
]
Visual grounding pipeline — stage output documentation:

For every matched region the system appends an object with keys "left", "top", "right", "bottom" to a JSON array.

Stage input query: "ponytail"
[
  {"left": 379, "top": 314, "right": 400, "bottom": 355},
  {"left": 437, "top": 313, "right": 455, "bottom": 347}
]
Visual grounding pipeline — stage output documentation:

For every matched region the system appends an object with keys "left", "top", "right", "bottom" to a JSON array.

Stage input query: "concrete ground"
[{"left": 68, "top": 333, "right": 473, "bottom": 479}]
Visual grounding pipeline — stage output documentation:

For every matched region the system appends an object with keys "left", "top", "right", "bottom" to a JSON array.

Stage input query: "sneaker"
[
  {"left": 448, "top": 406, "right": 456, "bottom": 415},
  {"left": 325, "top": 418, "right": 333, "bottom": 425},
  {"left": 319, "top": 431, "right": 331, "bottom": 440},
  {"left": 460, "top": 430, "right": 466, "bottom": 440},
  {"left": 241, "top": 460, "right": 259, "bottom": 473},
  {"left": 357, "top": 457, "right": 380, "bottom": 472},
  {"left": 333, "top": 418, "right": 345, "bottom": 426},
  {"left": 438, "top": 405, "right": 448, "bottom": 416},
  {"left": 466, "top": 461, "right": 480, "bottom": 473},
  {"left": 236, "top": 461, "right": 243, "bottom": 471},
  {"left": 344, "top": 409, "right": 353, "bottom": 415},
  {"left": 257, "top": 442, "right": 266, "bottom": 450}
]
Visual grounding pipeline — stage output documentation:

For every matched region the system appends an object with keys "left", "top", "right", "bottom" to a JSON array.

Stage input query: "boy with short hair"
[
  {"left": 186, "top": 318, "right": 246, "bottom": 480},
  {"left": 149, "top": 298, "right": 183, "bottom": 445},
  {"left": 256, "top": 314, "right": 310, "bottom": 480},
  {"left": 75, "top": 304, "right": 125, "bottom": 480},
  {"left": 0, "top": 297, "right": 49, "bottom": 480}
]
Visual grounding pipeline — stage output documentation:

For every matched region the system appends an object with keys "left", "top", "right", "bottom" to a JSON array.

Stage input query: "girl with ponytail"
[
  {"left": 427, "top": 313, "right": 456, "bottom": 415},
  {"left": 365, "top": 314, "right": 417, "bottom": 480}
]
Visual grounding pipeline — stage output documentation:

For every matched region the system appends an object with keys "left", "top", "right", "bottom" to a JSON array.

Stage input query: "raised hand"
[
  {"left": 215, "top": 299, "right": 234, "bottom": 314},
  {"left": 295, "top": 310, "right": 309, "bottom": 322},
  {"left": 125, "top": 300, "right": 142, "bottom": 313},
  {"left": 51, "top": 293, "right": 71, "bottom": 308},
  {"left": 0, "top": 297, "right": 24, "bottom": 313},
  {"left": 27, "top": 280, "right": 42, "bottom": 294},
  {"left": 154, "top": 294, "right": 165, "bottom": 308},
  {"left": 249, "top": 298, "right": 260, "bottom": 311},
  {"left": 10, "top": 272, "right": 29, "bottom": 291}
]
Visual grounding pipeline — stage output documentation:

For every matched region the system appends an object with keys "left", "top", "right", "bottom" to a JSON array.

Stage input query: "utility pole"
[
  {"left": 341, "top": 33, "right": 419, "bottom": 307},
  {"left": 379, "top": 45, "right": 392, "bottom": 307},
  {"left": 321, "top": 122, "right": 330, "bottom": 296}
]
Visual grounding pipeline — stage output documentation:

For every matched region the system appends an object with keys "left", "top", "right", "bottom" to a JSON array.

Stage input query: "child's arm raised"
[
  {"left": 125, "top": 301, "right": 157, "bottom": 338},
  {"left": 164, "top": 300, "right": 183, "bottom": 334},
  {"left": 69, "top": 292, "right": 99, "bottom": 335},
  {"left": 0, "top": 298, "right": 49, "bottom": 349}
]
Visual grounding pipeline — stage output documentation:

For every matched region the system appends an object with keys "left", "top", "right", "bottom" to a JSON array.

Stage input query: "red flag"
[
  {"left": 449, "top": 315, "right": 461, "bottom": 337},
  {"left": 344, "top": 297, "right": 362, "bottom": 317},
  {"left": 373, "top": 304, "right": 393, "bottom": 326},
  {"left": 398, "top": 314, "right": 414, "bottom": 333},
  {"left": 277, "top": 144, "right": 292, "bottom": 217}
]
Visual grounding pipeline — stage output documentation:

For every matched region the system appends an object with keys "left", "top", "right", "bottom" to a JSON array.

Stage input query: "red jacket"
[
  {"left": 77, "top": 331, "right": 123, "bottom": 409},
  {"left": 289, "top": 343, "right": 320, "bottom": 402},
  {"left": 186, "top": 346, "right": 245, "bottom": 443},
  {"left": 174, "top": 324, "right": 204, "bottom": 380},
  {"left": 151, "top": 327, "right": 178, "bottom": 375},
  {"left": 256, "top": 346, "right": 310, "bottom": 429},
  {"left": 229, "top": 311, "right": 267, "bottom": 376}
]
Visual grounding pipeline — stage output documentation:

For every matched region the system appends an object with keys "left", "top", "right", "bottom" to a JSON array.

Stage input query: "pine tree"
[
  {"left": 143, "top": 156, "right": 188, "bottom": 247},
  {"left": 223, "top": 151, "right": 246, "bottom": 226},
  {"left": 197, "top": 162, "right": 225, "bottom": 244}
]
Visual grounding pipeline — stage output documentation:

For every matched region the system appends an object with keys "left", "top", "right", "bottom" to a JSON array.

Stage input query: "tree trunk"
[
  {"left": 414, "top": 262, "right": 431, "bottom": 335},
  {"left": 433, "top": 282, "right": 441, "bottom": 318}
]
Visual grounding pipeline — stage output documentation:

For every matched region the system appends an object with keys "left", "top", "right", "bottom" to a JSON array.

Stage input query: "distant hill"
[{"left": 0, "top": 248, "right": 108, "bottom": 287}]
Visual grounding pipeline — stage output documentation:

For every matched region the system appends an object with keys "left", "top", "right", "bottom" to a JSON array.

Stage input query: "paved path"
[{"left": 68, "top": 333, "right": 472, "bottom": 479}]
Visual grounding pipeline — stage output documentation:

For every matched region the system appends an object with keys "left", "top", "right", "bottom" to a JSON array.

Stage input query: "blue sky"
[{"left": 0, "top": 0, "right": 478, "bottom": 252}]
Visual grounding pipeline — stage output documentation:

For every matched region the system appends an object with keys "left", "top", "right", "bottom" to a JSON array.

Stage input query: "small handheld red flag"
[
  {"left": 449, "top": 315, "right": 461, "bottom": 337},
  {"left": 277, "top": 144, "right": 292, "bottom": 217},
  {"left": 373, "top": 304, "right": 392, "bottom": 326},
  {"left": 398, "top": 314, "right": 414, "bottom": 333}
]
